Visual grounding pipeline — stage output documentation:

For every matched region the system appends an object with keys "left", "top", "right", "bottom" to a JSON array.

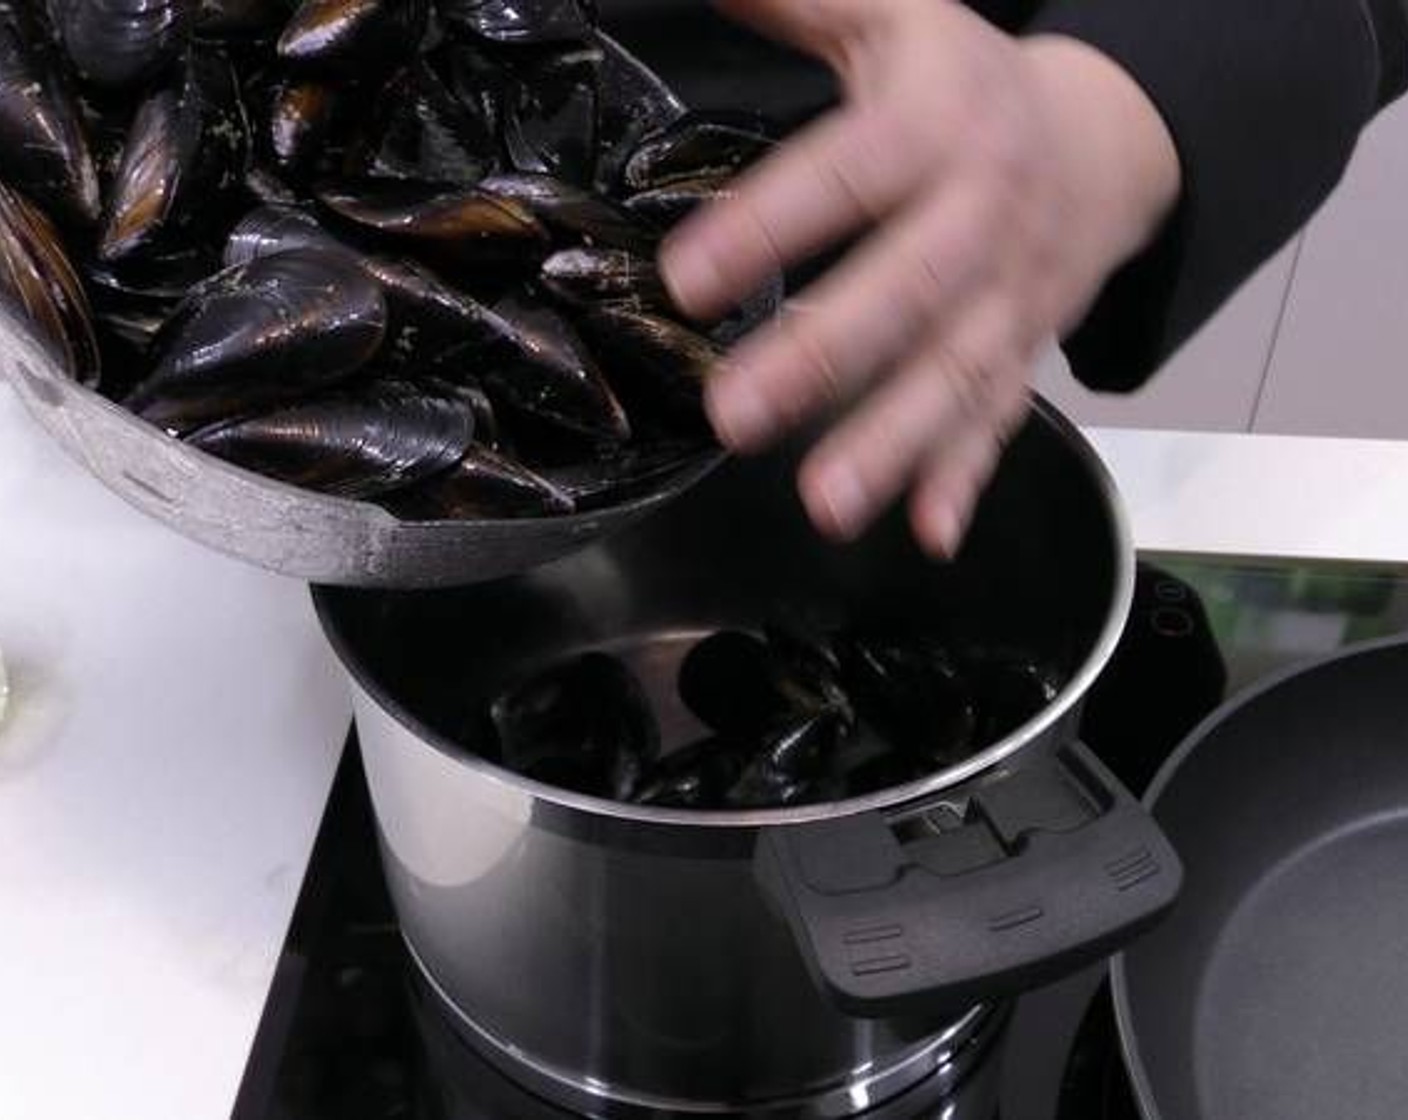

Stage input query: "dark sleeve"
[{"left": 1027, "top": 0, "right": 1408, "bottom": 391}]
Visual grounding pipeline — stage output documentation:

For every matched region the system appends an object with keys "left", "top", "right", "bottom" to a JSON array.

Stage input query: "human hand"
[{"left": 660, "top": 0, "right": 1181, "bottom": 555}]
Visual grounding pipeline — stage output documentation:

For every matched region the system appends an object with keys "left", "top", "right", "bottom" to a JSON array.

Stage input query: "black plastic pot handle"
[{"left": 756, "top": 742, "right": 1181, "bottom": 1019}]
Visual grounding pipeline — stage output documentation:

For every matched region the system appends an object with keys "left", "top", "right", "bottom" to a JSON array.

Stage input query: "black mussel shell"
[
  {"left": 591, "top": 27, "right": 684, "bottom": 192},
  {"left": 426, "top": 37, "right": 503, "bottom": 140},
  {"left": 489, "top": 650, "right": 659, "bottom": 801},
  {"left": 98, "top": 50, "right": 251, "bottom": 263},
  {"left": 501, "top": 45, "right": 596, "bottom": 187},
  {"left": 244, "top": 163, "right": 300, "bottom": 204},
  {"left": 677, "top": 631, "right": 804, "bottom": 739},
  {"left": 226, "top": 205, "right": 531, "bottom": 370},
  {"left": 316, "top": 177, "right": 549, "bottom": 270},
  {"left": 574, "top": 303, "right": 718, "bottom": 431},
  {"left": 277, "top": 0, "right": 427, "bottom": 75},
  {"left": 89, "top": 240, "right": 224, "bottom": 299},
  {"left": 633, "top": 736, "right": 746, "bottom": 809},
  {"left": 479, "top": 171, "right": 656, "bottom": 254},
  {"left": 622, "top": 110, "right": 773, "bottom": 193},
  {"left": 195, "top": 0, "right": 291, "bottom": 38},
  {"left": 724, "top": 758, "right": 811, "bottom": 810},
  {"left": 61, "top": 0, "right": 193, "bottom": 90},
  {"left": 125, "top": 246, "right": 386, "bottom": 430},
  {"left": 535, "top": 439, "right": 710, "bottom": 511},
  {"left": 267, "top": 78, "right": 342, "bottom": 178},
  {"left": 540, "top": 246, "right": 669, "bottom": 312},
  {"left": 0, "top": 3, "right": 101, "bottom": 228},
  {"left": 438, "top": 0, "right": 593, "bottom": 45},
  {"left": 961, "top": 649, "right": 1062, "bottom": 744},
  {"left": 186, "top": 379, "right": 475, "bottom": 498},
  {"left": 429, "top": 376, "right": 499, "bottom": 448},
  {"left": 763, "top": 619, "right": 855, "bottom": 730},
  {"left": 0, "top": 181, "right": 100, "bottom": 385},
  {"left": 623, "top": 174, "right": 732, "bottom": 229},
  {"left": 351, "top": 61, "right": 496, "bottom": 185},
  {"left": 834, "top": 631, "right": 977, "bottom": 767},
  {"left": 388, "top": 442, "right": 573, "bottom": 519},
  {"left": 722, "top": 711, "right": 844, "bottom": 809},
  {"left": 481, "top": 291, "right": 629, "bottom": 441}
]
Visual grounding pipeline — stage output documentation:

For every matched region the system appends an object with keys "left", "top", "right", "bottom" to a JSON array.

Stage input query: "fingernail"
[
  {"left": 705, "top": 376, "right": 773, "bottom": 450},
  {"left": 660, "top": 237, "right": 722, "bottom": 315},
  {"left": 811, "top": 464, "right": 870, "bottom": 541},
  {"left": 924, "top": 504, "right": 962, "bottom": 558}
]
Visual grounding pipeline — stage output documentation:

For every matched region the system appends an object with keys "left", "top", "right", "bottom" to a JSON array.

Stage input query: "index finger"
[{"left": 660, "top": 106, "right": 926, "bottom": 319}]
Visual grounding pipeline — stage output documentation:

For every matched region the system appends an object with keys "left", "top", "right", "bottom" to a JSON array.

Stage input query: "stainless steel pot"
[{"left": 312, "top": 399, "right": 1181, "bottom": 1116}]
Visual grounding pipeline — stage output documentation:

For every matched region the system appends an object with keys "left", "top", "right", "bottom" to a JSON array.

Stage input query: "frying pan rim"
[{"left": 1109, "top": 630, "right": 1408, "bottom": 1120}]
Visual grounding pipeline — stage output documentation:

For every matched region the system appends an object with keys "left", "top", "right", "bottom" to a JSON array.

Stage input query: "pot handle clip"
[{"left": 756, "top": 741, "right": 1181, "bottom": 1019}]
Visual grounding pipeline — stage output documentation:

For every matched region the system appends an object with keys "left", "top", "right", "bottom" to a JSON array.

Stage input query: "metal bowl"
[{"left": 1, "top": 306, "right": 729, "bottom": 588}]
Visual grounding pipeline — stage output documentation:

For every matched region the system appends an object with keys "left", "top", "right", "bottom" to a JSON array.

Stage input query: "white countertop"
[
  {"left": 0, "top": 381, "right": 350, "bottom": 1120},
  {"left": 4, "top": 372, "right": 1408, "bottom": 1120}
]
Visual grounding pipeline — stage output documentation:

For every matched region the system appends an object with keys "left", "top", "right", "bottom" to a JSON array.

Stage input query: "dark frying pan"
[{"left": 1113, "top": 635, "right": 1408, "bottom": 1120}]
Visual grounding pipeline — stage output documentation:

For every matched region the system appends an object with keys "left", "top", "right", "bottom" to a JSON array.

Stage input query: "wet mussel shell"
[
  {"left": 634, "top": 735, "right": 746, "bottom": 809},
  {"left": 621, "top": 110, "right": 773, "bottom": 193},
  {"left": 186, "top": 379, "right": 476, "bottom": 498},
  {"left": 535, "top": 439, "right": 713, "bottom": 511},
  {"left": 678, "top": 629, "right": 851, "bottom": 741},
  {"left": 0, "top": 1, "right": 101, "bottom": 228},
  {"left": 350, "top": 62, "right": 496, "bottom": 185},
  {"left": 437, "top": 0, "right": 594, "bottom": 46},
  {"left": 480, "top": 291, "right": 630, "bottom": 442},
  {"left": 501, "top": 45, "right": 597, "bottom": 187},
  {"left": 61, "top": 0, "right": 194, "bottom": 91},
  {"left": 389, "top": 443, "right": 574, "bottom": 519},
  {"left": 489, "top": 650, "right": 660, "bottom": 801},
  {"left": 0, "top": 181, "right": 100, "bottom": 385},
  {"left": 834, "top": 630, "right": 978, "bottom": 768},
  {"left": 590, "top": 27, "right": 684, "bottom": 193},
  {"left": 540, "top": 246, "right": 669, "bottom": 312},
  {"left": 573, "top": 303, "right": 719, "bottom": 433},
  {"left": 478, "top": 171, "right": 657, "bottom": 254},
  {"left": 962, "top": 649, "right": 1062, "bottom": 744},
  {"left": 125, "top": 245, "right": 386, "bottom": 430},
  {"left": 267, "top": 78, "right": 343, "bottom": 178},
  {"left": 195, "top": 0, "right": 294, "bottom": 40},
  {"left": 315, "top": 177, "right": 550, "bottom": 272},
  {"left": 98, "top": 50, "right": 251, "bottom": 263},
  {"left": 225, "top": 204, "right": 523, "bottom": 370},
  {"left": 276, "top": 0, "right": 428, "bottom": 75}
]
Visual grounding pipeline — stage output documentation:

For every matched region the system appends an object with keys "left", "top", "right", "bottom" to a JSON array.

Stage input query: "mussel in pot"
[{"left": 488, "top": 650, "right": 659, "bottom": 801}]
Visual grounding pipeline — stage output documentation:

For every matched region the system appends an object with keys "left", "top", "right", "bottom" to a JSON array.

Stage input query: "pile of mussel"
[
  {"left": 484, "top": 623, "right": 1063, "bottom": 809},
  {"left": 0, "top": 0, "right": 775, "bottom": 517}
]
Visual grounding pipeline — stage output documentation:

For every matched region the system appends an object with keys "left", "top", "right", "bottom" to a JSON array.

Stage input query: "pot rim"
[{"left": 314, "top": 395, "right": 1136, "bottom": 829}]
